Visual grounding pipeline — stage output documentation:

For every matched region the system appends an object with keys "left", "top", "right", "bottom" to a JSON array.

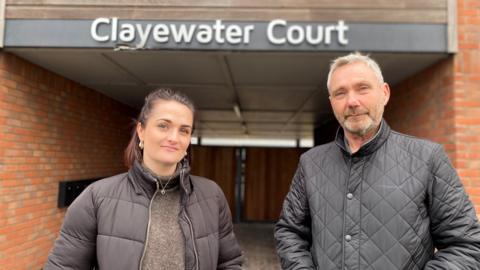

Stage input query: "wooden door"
[
  {"left": 243, "top": 147, "right": 306, "bottom": 221},
  {"left": 189, "top": 145, "right": 237, "bottom": 216}
]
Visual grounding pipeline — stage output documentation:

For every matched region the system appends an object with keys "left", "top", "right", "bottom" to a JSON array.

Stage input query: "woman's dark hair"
[{"left": 124, "top": 88, "right": 195, "bottom": 168}]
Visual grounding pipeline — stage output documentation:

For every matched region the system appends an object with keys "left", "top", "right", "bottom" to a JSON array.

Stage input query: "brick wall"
[
  {"left": 0, "top": 52, "right": 135, "bottom": 269},
  {"left": 454, "top": 0, "right": 480, "bottom": 212},
  {"left": 385, "top": 59, "right": 456, "bottom": 154},
  {"left": 386, "top": 0, "right": 480, "bottom": 213}
]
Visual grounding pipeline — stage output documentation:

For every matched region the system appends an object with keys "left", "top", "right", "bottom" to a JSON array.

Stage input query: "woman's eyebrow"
[{"left": 154, "top": 118, "right": 172, "bottom": 123}]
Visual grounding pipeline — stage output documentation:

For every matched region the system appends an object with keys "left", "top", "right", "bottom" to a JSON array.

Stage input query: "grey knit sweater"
[{"left": 141, "top": 165, "right": 185, "bottom": 270}]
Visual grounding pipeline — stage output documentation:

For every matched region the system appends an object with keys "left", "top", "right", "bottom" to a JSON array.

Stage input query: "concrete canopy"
[{"left": 6, "top": 48, "right": 447, "bottom": 140}]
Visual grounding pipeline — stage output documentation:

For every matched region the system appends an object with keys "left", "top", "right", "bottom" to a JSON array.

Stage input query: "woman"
[{"left": 44, "top": 88, "right": 244, "bottom": 269}]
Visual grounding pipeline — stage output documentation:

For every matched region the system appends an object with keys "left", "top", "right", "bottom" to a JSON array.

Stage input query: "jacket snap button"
[
  {"left": 345, "top": 235, "right": 352, "bottom": 242},
  {"left": 347, "top": 193, "right": 353, "bottom": 199}
]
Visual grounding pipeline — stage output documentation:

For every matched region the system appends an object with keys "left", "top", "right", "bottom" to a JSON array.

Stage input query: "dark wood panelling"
[
  {"left": 189, "top": 145, "right": 237, "bottom": 216},
  {"left": 244, "top": 147, "right": 306, "bottom": 221}
]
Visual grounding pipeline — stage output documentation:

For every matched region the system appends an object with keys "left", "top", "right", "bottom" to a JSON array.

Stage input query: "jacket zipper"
[
  {"left": 139, "top": 179, "right": 160, "bottom": 270},
  {"left": 183, "top": 210, "right": 199, "bottom": 270},
  {"left": 179, "top": 168, "right": 199, "bottom": 270}
]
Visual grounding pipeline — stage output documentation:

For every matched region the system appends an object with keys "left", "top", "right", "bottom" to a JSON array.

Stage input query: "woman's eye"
[
  {"left": 158, "top": 124, "right": 168, "bottom": 129},
  {"left": 180, "top": 129, "right": 191, "bottom": 135}
]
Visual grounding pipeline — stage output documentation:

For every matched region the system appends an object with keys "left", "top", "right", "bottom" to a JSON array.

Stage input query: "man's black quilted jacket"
[{"left": 275, "top": 120, "right": 480, "bottom": 269}]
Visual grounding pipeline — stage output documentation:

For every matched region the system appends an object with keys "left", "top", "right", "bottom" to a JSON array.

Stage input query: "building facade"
[{"left": 0, "top": 0, "right": 479, "bottom": 269}]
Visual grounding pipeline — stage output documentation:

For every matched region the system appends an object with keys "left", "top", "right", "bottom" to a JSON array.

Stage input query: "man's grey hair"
[{"left": 326, "top": 52, "right": 384, "bottom": 92}]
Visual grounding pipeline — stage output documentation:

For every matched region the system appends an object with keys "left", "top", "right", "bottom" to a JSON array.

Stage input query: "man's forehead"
[{"left": 331, "top": 63, "right": 378, "bottom": 83}]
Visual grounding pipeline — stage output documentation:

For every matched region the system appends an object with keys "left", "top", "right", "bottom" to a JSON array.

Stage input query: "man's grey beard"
[
  {"left": 339, "top": 103, "right": 384, "bottom": 137},
  {"left": 344, "top": 120, "right": 376, "bottom": 137}
]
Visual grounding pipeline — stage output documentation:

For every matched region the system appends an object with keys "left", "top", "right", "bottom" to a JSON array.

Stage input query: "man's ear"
[{"left": 382, "top": 83, "right": 391, "bottom": 105}]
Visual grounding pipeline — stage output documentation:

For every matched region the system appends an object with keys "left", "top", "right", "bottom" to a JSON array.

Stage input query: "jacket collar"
[
  {"left": 335, "top": 118, "right": 391, "bottom": 157},
  {"left": 128, "top": 158, "right": 192, "bottom": 198}
]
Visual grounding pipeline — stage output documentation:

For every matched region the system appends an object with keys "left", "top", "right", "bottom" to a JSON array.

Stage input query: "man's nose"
[{"left": 346, "top": 92, "right": 361, "bottom": 107}]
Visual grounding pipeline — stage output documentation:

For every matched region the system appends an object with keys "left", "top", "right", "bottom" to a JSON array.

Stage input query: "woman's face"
[{"left": 137, "top": 100, "right": 193, "bottom": 175}]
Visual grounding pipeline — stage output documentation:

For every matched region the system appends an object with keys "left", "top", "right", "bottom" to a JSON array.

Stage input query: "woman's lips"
[{"left": 162, "top": 146, "right": 179, "bottom": 151}]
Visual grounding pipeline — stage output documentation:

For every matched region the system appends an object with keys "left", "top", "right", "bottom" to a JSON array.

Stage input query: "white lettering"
[
  {"left": 324, "top": 25, "right": 335, "bottom": 44},
  {"left": 111, "top": 17, "right": 118, "bottom": 42},
  {"left": 136, "top": 24, "right": 152, "bottom": 47},
  {"left": 91, "top": 17, "right": 110, "bottom": 42},
  {"left": 196, "top": 24, "right": 213, "bottom": 44},
  {"left": 153, "top": 24, "right": 169, "bottom": 43},
  {"left": 243, "top": 25, "right": 254, "bottom": 44},
  {"left": 305, "top": 25, "right": 323, "bottom": 44},
  {"left": 171, "top": 24, "right": 196, "bottom": 43},
  {"left": 267, "top": 19, "right": 286, "bottom": 45},
  {"left": 286, "top": 25, "right": 304, "bottom": 45},
  {"left": 119, "top": 24, "right": 135, "bottom": 42},
  {"left": 89, "top": 18, "right": 348, "bottom": 48},
  {"left": 213, "top": 20, "right": 226, "bottom": 44},
  {"left": 266, "top": 19, "right": 349, "bottom": 46},
  {"left": 336, "top": 20, "right": 349, "bottom": 45},
  {"left": 225, "top": 25, "right": 242, "bottom": 44}
]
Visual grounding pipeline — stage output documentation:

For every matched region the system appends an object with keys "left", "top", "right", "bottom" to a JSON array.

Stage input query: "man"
[{"left": 274, "top": 52, "right": 480, "bottom": 269}]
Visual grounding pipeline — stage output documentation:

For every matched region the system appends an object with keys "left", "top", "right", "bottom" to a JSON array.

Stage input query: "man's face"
[{"left": 328, "top": 61, "right": 390, "bottom": 137}]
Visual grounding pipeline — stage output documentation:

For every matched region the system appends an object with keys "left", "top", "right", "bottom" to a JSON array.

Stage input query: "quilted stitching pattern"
[{"left": 275, "top": 121, "right": 480, "bottom": 270}]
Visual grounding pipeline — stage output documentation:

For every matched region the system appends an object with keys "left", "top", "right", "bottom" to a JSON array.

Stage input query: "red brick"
[
  {"left": 0, "top": 52, "right": 135, "bottom": 268},
  {"left": 466, "top": 188, "right": 480, "bottom": 196},
  {"left": 386, "top": 0, "right": 480, "bottom": 213}
]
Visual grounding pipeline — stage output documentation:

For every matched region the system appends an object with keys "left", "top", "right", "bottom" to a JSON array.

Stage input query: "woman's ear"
[{"left": 136, "top": 122, "right": 144, "bottom": 142}]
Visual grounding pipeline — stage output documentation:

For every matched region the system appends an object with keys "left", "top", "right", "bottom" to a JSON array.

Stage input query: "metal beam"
[
  {"left": 101, "top": 53, "right": 147, "bottom": 86},
  {"left": 84, "top": 82, "right": 318, "bottom": 90},
  {"left": 281, "top": 88, "right": 320, "bottom": 134},
  {"left": 217, "top": 54, "right": 249, "bottom": 135}
]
